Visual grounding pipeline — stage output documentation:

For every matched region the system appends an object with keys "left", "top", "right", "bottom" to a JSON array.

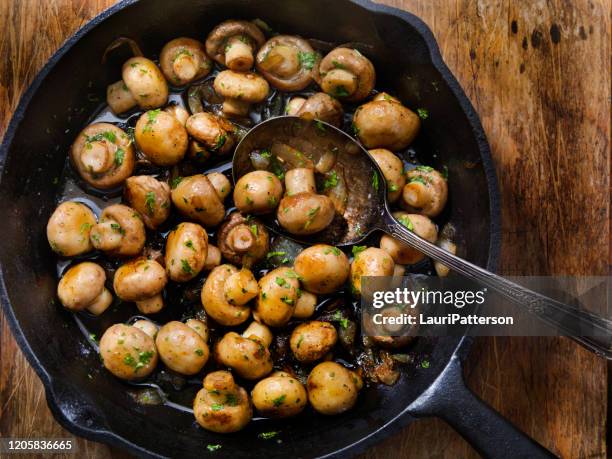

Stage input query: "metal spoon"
[{"left": 232, "top": 116, "right": 612, "bottom": 358}]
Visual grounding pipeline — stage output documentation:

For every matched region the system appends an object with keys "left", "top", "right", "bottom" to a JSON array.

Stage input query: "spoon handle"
[{"left": 385, "top": 218, "right": 612, "bottom": 359}]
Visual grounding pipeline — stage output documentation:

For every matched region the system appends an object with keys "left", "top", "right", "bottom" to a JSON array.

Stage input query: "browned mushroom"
[
  {"left": 314, "top": 47, "right": 375, "bottom": 102},
  {"left": 217, "top": 212, "right": 269, "bottom": 267},
  {"left": 159, "top": 38, "right": 212, "bottom": 86},
  {"left": 213, "top": 71, "right": 270, "bottom": 117},
  {"left": 135, "top": 109, "right": 188, "bottom": 166},
  {"left": 285, "top": 92, "right": 344, "bottom": 128},
  {"left": 113, "top": 257, "right": 168, "bottom": 314},
  {"left": 205, "top": 20, "right": 265, "bottom": 71},
  {"left": 90, "top": 204, "right": 146, "bottom": 257},
  {"left": 124, "top": 176, "right": 171, "bottom": 230},
  {"left": 185, "top": 112, "right": 235, "bottom": 155},
  {"left": 70, "top": 123, "right": 135, "bottom": 190},
  {"left": 256, "top": 35, "right": 318, "bottom": 91},
  {"left": 171, "top": 175, "right": 225, "bottom": 227},
  {"left": 401, "top": 166, "right": 448, "bottom": 217}
]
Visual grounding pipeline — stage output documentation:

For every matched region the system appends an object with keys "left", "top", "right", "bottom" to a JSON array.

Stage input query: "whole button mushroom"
[
  {"left": 57, "top": 262, "right": 113, "bottom": 315},
  {"left": 215, "top": 331, "right": 273, "bottom": 380},
  {"left": 99, "top": 323, "right": 158, "bottom": 380},
  {"left": 233, "top": 170, "right": 283, "bottom": 215},
  {"left": 380, "top": 212, "right": 438, "bottom": 265},
  {"left": 89, "top": 204, "right": 146, "bottom": 258},
  {"left": 133, "top": 319, "right": 159, "bottom": 339},
  {"left": 70, "top": 123, "right": 135, "bottom": 190},
  {"left": 135, "top": 109, "right": 188, "bottom": 166},
  {"left": 314, "top": 47, "right": 375, "bottom": 102},
  {"left": 124, "top": 176, "right": 171, "bottom": 230},
  {"left": 255, "top": 267, "right": 300, "bottom": 327},
  {"left": 213, "top": 70, "right": 270, "bottom": 117},
  {"left": 287, "top": 92, "right": 344, "bottom": 128},
  {"left": 401, "top": 166, "right": 448, "bottom": 217},
  {"left": 256, "top": 35, "right": 319, "bottom": 91},
  {"left": 293, "top": 290, "right": 317, "bottom": 319},
  {"left": 352, "top": 97, "right": 421, "bottom": 151},
  {"left": 185, "top": 112, "right": 235, "bottom": 156},
  {"left": 217, "top": 212, "right": 269, "bottom": 267},
  {"left": 201, "top": 264, "right": 254, "bottom": 326},
  {"left": 171, "top": 175, "right": 225, "bottom": 227},
  {"left": 47, "top": 201, "right": 97, "bottom": 257},
  {"left": 290, "top": 321, "right": 338, "bottom": 363},
  {"left": 159, "top": 37, "right": 212, "bottom": 86},
  {"left": 113, "top": 258, "right": 168, "bottom": 314},
  {"left": 277, "top": 168, "right": 335, "bottom": 235},
  {"left": 369, "top": 149, "right": 406, "bottom": 203},
  {"left": 106, "top": 57, "right": 168, "bottom": 115},
  {"left": 165, "top": 222, "right": 208, "bottom": 282},
  {"left": 193, "top": 370, "right": 252, "bottom": 433},
  {"left": 307, "top": 361, "right": 362, "bottom": 415},
  {"left": 252, "top": 371, "right": 307, "bottom": 418},
  {"left": 205, "top": 20, "right": 265, "bottom": 71},
  {"left": 224, "top": 269, "right": 259, "bottom": 306},
  {"left": 350, "top": 247, "right": 395, "bottom": 296},
  {"left": 293, "top": 244, "right": 350, "bottom": 294},
  {"left": 155, "top": 321, "right": 209, "bottom": 375}
]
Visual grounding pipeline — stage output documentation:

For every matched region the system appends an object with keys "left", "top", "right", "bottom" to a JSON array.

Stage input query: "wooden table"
[{"left": 0, "top": 1, "right": 609, "bottom": 457}]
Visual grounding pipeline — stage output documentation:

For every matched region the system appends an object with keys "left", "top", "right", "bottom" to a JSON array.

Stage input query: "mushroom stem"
[
  {"left": 286, "top": 97, "right": 306, "bottom": 115},
  {"left": 227, "top": 225, "right": 255, "bottom": 253},
  {"left": 402, "top": 181, "right": 430, "bottom": 209},
  {"left": 172, "top": 53, "right": 198, "bottom": 81},
  {"left": 90, "top": 220, "right": 123, "bottom": 252},
  {"left": 80, "top": 142, "right": 114, "bottom": 174},
  {"left": 223, "top": 98, "right": 250, "bottom": 117},
  {"left": 86, "top": 288, "right": 113, "bottom": 316},
  {"left": 225, "top": 36, "right": 254, "bottom": 71},
  {"left": 321, "top": 69, "right": 358, "bottom": 96},
  {"left": 285, "top": 168, "right": 316, "bottom": 195},
  {"left": 136, "top": 293, "right": 164, "bottom": 314}
]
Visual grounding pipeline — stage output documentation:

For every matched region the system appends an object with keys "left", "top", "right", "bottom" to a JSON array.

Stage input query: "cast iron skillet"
[{"left": 0, "top": 0, "right": 555, "bottom": 457}]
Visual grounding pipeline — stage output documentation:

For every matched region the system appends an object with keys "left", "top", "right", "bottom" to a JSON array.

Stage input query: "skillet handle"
[{"left": 408, "top": 354, "right": 557, "bottom": 459}]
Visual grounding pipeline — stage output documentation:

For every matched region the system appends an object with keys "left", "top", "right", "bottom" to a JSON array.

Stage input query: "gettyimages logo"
[{"left": 372, "top": 287, "right": 487, "bottom": 309}]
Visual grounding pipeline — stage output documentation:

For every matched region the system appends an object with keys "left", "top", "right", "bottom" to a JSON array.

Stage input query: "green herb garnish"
[
  {"left": 298, "top": 51, "right": 318, "bottom": 70},
  {"left": 417, "top": 108, "right": 429, "bottom": 120},
  {"left": 272, "top": 394, "right": 286, "bottom": 407},
  {"left": 181, "top": 259, "right": 193, "bottom": 274},
  {"left": 145, "top": 192, "right": 156, "bottom": 215},
  {"left": 352, "top": 245, "right": 367, "bottom": 257},
  {"left": 323, "top": 170, "right": 338, "bottom": 190}
]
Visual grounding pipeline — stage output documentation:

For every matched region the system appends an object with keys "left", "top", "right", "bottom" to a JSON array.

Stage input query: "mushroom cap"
[
  {"left": 369, "top": 148, "right": 406, "bottom": 203},
  {"left": 70, "top": 123, "right": 135, "bottom": 190},
  {"left": 213, "top": 70, "right": 269, "bottom": 103},
  {"left": 160, "top": 37, "right": 212, "bottom": 86},
  {"left": 315, "top": 47, "right": 376, "bottom": 102},
  {"left": 135, "top": 109, "right": 188, "bottom": 166},
  {"left": 165, "top": 222, "right": 208, "bottom": 282},
  {"left": 185, "top": 112, "right": 235, "bottom": 155},
  {"left": 57, "top": 262, "right": 107, "bottom": 311},
  {"left": 47, "top": 201, "right": 97, "bottom": 257},
  {"left": 113, "top": 258, "right": 167, "bottom": 302},
  {"left": 122, "top": 56, "right": 169, "bottom": 110},
  {"left": 124, "top": 175, "right": 171, "bottom": 230},
  {"left": 205, "top": 20, "right": 265, "bottom": 67},
  {"left": 256, "top": 35, "right": 318, "bottom": 91},
  {"left": 296, "top": 92, "right": 344, "bottom": 128},
  {"left": 353, "top": 99, "right": 421, "bottom": 151},
  {"left": 402, "top": 168, "right": 448, "bottom": 217},
  {"left": 201, "top": 264, "right": 251, "bottom": 326},
  {"left": 92, "top": 204, "right": 146, "bottom": 257},
  {"left": 170, "top": 174, "right": 226, "bottom": 227},
  {"left": 217, "top": 212, "right": 269, "bottom": 266}
]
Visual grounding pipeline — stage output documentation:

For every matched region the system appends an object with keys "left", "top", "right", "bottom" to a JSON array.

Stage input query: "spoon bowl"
[{"left": 233, "top": 116, "right": 612, "bottom": 358}]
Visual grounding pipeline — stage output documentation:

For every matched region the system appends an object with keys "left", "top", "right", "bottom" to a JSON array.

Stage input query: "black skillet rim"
[{"left": 0, "top": 0, "right": 502, "bottom": 457}]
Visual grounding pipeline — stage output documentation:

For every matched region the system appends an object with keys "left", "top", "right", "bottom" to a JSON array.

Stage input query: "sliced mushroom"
[
  {"left": 171, "top": 175, "right": 225, "bottom": 227},
  {"left": 135, "top": 109, "right": 188, "bottom": 166},
  {"left": 124, "top": 176, "right": 171, "bottom": 230},
  {"left": 213, "top": 70, "right": 269, "bottom": 117},
  {"left": 160, "top": 37, "right": 212, "bottom": 86},
  {"left": 294, "top": 92, "right": 344, "bottom": 128},
  {"left": 90, "top": 204, "right": 146, "bottom": 257},
  {"left": 47, "top": 201, "right": 97, "bottom": 257},
  {"left": 369, "top": 149, "right": 406, "bottom": 203},
  {"left": 185, "top": 112, "right": 235, "bottom": 155},
  {"left": 314, "top": 47, "right": 375, "bottom": 102},
  {"left": 165, "top": 222, "right": 208, "bottom": 282},
  {"left": 353, "top": 98, "right": 420, "bottom": 151},
  {"left": 57, "top": 262, "right": 113, "bottom": 315},
  {"left": 70, "top": 123, "right": 135, "bottom": 189},
  {"left": 401, "top": 166, "right": 448, "bottom": 217},
  {"left": 205, "top": 20, "right": 265, "bottom": 71},
  {"left": 217, "top": 212, "right": 269, "bottom": 267},
  {"left": 113, "top": 257, "right": 168, "bottom": 314},
  {"left": 256, "top": 35, "right": 318, "bottom": 91},
  {"left": 107, "top": 57, "right": 168, "bottom": 114}
]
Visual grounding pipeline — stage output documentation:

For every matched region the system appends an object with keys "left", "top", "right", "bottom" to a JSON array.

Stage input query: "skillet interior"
[{"left": 0, "top": 0, "right": 500, "bottom": 457}]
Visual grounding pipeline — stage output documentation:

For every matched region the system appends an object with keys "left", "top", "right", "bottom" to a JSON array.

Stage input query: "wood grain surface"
[{"left": 0, "top": 1, "right": 609, "bottom": 458}]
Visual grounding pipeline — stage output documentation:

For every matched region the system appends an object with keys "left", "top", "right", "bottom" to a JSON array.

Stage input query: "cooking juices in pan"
[{"left": 51, "top": 24, "right": 448, "bottom": 425}]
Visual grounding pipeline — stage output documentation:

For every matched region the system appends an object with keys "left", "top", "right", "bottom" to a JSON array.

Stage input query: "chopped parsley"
[
  {"left": 170, "top": 176, "right": 183, "bottom": 189},
  {"left": 315, "top": 119, "right": 326, "bottom": 132},
  {"left": 323, "top": 170, "right": 338, "bottom": 190},
  {"left": 298, "top": 51, "right": 318, "bottom": 70},
  {"left": 281, "top": 296, "right": 294, "bottom": 305},
  {"left": 272, "top": 394, "right": 286, "bottom": 407},
  {"left": 372, "top": 172, "right": 380, "bottom": 191},
  {"left": 416, "top": 165, "right": 434, "bottom": 172},
  {"left": 110, "top": 223, "right": 125, "bottom": 235},
  {"left": 142, "top": 109, "right": 161, "bottom": 133},
  {"left": 249, "top": 224, "right": 258, "bottom": 236},
  {"left": 398, "top": 215, "right": 414, "bottom": 231},
  {"left": 195, "top": 349, "right": 204, "bottom": 356},
  {"left": 389, "top": 183, "right": 399, "bottom": 192},
  {"left": 114, "top": 148, "right": 125, "bottom": 166},
  {"left": 334, "top": 85, "right": 350, "bottom": 97},
  {"left": 409, "top": 176, "right": 428, "bottom": 186},
  {"left": 352, "top": 245, "right": 367, "bottom": 257},
  {"left": 207, "top": 444, "right": 222, "bottom": 452},
  {"left": 181, "top": 259, "right": 193, "bottom": 274},
  {"left": 85, "top": 130, "right": 116, "bottom": 144},
  {"left": 303, "top": 206, "right": 320, "bottom": 229},
  {"left": 212, "top": 134, "right": 227, "bottom": 151},
  {"left": 225, "top": 393, "right": 238, "bottom": 406},
  {"left": 275, "top": 277, "right": 286, "bottom": 287},
  {"left": 332, "top": 59, "right": 347, "bottom": 69},
  {"left": 266, "top": 251, "right": 287, "bottom": 259},
  {"left": 79, "top": 222, "right": 92, "bottom": 234},
  {"left": 296, "top": 335, "right": 304, "bottom": 348},
  {"left": 185, "top": 239, "right": 195, "bottom": 250},
  {"left": 145, "top": 192, "right": 156, "bottom": 215},
  {"left": 417, "top": 108, "right": 429, "bottom": 120},
  {"left": 324, "top": 246, "right": 342, "bottom": 256},
  {"left": 211, "top": 403, "right": 224, "bottom": 411},
  {"left": 421, "top": 360, "right": 430, "bottom": 369},
  {"left": 258, "top": 431, "right": 280, "bottom": 440},
  {"left": 351, "top": 122, "right": 360, "bottom": 136}
]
